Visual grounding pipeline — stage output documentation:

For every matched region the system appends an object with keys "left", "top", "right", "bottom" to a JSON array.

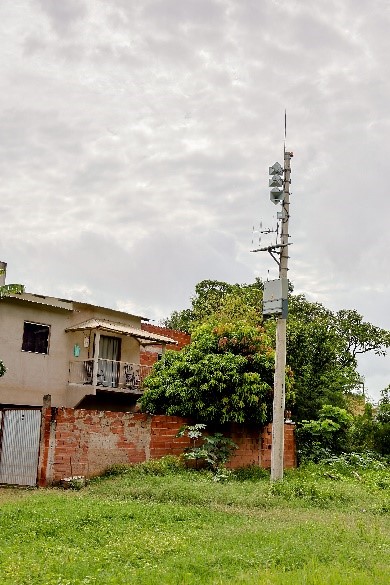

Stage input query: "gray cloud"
[
  {"left": 1, "top": 0, "right": 390, "bottom": 399},
  {"left": 36, "top": 0, "right": 88, "bottom": 34}
]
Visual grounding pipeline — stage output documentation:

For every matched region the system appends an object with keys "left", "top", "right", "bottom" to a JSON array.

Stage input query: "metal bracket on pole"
[{"left": 250, "top": 243, "right": 291, "bottom": 267}]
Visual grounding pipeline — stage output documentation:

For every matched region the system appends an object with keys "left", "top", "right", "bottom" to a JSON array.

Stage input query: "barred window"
[{"left": 22, "top": 322, "right": 50, "bottom": 354}]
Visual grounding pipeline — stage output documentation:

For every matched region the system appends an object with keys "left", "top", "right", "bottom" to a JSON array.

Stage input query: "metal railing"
[{"left": 68, "top": 359, "right": 152, "bottom": 392}]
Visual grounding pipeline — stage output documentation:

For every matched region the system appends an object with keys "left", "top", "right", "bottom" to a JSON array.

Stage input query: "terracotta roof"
[{"left": 141, "top": 323, "right": 191, "bottom": 349}]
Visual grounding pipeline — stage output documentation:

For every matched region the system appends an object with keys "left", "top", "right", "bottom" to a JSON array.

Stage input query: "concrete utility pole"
[
  {"left": 270, "top": 150, "right": 293, "bottom": 481},
  {"left": 252, "top": 142, "right": 293, "bottom": 480}
]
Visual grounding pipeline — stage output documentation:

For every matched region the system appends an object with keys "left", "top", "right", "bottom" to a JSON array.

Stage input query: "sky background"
[{"left": 1, "top": 0, "right": 389, "bottom": 401}]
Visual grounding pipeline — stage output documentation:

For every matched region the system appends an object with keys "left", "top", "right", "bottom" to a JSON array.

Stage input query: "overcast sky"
[{"left": 1, "top": 0, "right": 389, "bottom": 400}]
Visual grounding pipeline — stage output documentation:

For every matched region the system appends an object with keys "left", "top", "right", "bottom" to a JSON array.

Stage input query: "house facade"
[{"left": 0, "top": 263, "right": 176, "bottom": 409}]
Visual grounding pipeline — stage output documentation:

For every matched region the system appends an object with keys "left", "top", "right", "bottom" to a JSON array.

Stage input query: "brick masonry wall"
[
  {"left": 38, "top": 406, "right": 296, "bottom": 485},
  {"left": 260, "top": 423, "right": 296, "bottom": 469},
  {"left": 140, "top": 324, "right": 191, "bottom": 367},
  {"left": 149, "top": 415, "right": 191, "bottom": 459},
  {"left": 227, "top": 425, "right": 262, "bottom": 468}
]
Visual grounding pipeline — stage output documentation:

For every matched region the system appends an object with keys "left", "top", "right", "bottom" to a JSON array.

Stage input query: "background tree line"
[{"left": 140, "top": 279, "right": 390, "bottom": 457}]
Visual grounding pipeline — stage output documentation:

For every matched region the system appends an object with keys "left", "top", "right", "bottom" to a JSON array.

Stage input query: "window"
[{"left": 22, "top": 322, "right": 50, "bottom": 354}]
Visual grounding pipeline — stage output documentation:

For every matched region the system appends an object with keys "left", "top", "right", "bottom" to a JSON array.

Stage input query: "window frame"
[{"left": 21, "top": 321, "right": 51, "bottom": 355}]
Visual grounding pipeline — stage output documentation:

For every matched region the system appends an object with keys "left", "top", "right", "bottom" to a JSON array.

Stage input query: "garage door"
[{"left": 0, "top": 409, "right": 42, "bottom": 486}]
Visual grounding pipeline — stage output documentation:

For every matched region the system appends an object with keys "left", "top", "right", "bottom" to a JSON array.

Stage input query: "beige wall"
[
  {"left": 66, "top": 329, "right": 140, "bottom": 363},
  {"left": 0, "top": 298, "right": 72, "bottom": 406},
  {"left": 71, "top": 302, "right": 141, "bottom": 329},
  {"left": 0, "top": 297, "right": 144, "bottom": 408}
]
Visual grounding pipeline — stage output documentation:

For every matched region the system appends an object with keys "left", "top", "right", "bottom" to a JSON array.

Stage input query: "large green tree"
[
  {"left": 163, "top": 278, "right": 264, "bottom": 333},
  {"left": 287, "top": 296, "right": 390, "bottom": 419},
  {"left": 158, "top": 279, "right": 390, "bottom": 423},
  {"left": 141, "top": 295, "right": 293, "bottom": 425},
  {"left": 287, "top": 296, "right": 355, "bottom": 420},
  {"left": 335, "top": 309, "right": 390, "bottom": 365}
]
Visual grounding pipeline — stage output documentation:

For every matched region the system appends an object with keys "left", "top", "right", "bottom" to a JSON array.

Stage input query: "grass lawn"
[{"left": 0, "top": 458, "right": 389, "bottom": 585}]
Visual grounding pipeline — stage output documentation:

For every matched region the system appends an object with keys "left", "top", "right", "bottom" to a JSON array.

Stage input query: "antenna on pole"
[{"left": 251, "top": 112, "right": 293, "bottom": 482}]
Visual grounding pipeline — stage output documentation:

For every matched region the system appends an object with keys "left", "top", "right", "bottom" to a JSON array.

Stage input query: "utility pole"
[
  {"left": 270, "top": 149, "right": 293, "bottom": 481},
  {"left": 251, "top": 145, "right": 293, "bottom": 481}
]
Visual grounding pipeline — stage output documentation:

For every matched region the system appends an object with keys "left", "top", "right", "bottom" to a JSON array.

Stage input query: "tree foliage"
[
  {"left": 296, "top": 405, "right": 354, "bottom": 461},
  {"left": 299, "top": 387, "right": 390, "bottom": 459},
  {"left": 287, "top": 295, "right": 357, "bottom": 420},
  {"left": 163, "top": 279, "right": 264, "bottom": 333},
  {"left": 372, "top": 386, "right": 390, "bottom": 454},
  {"left": 376, "top": 386, "right": 390, "bottom": 424},
  {"left": 140, "top": 311, "right": 292, "bottom": 425},
  {"left": 287, "top": 296, "right": 390, "bottom": 420},
  {"left": 157, "top": 278, "right": 390, "bottom": 424},
  {"left": 0, "top": 360, "right": 5, "bottom": 378},
  {"left": 335, "top": 309, "right": 390, "bottom": 364}
]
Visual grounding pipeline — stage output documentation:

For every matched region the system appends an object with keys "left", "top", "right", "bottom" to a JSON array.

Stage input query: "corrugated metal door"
[{"left": 0, "top": 409, "right": 41, "bottom": 486}]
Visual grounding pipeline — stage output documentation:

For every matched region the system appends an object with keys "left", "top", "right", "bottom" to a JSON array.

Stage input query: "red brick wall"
[
  {"left": 227, "top": 426, "right": 261, "bottom": 468},
  {"left": 38, "top": 406, "right": 296, "bottom": 485},
  {"left": 149, "top": 415, "right": 191, "bottom": 459},
  {"left": 260, "top": 423, "right": 296, "bottom": 469},
  {"left": 140, "top": 324, "right": 191, "bottom": 367}
]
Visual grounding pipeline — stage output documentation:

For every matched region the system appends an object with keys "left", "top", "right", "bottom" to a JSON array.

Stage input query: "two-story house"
[{"left": 0, "top": 262, "right": 176, "bottom": 410}]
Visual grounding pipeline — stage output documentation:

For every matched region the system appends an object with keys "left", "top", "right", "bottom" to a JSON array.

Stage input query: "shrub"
[
  {"left": 139, "top": 320, "right": 281, "bottom": 426},
  {"left": 373, "top": 423, "right": 390, "bottom": 455},
  {"left": 320, "top": 451, "right": 387, "bottom": 473},
  {"left": 177, "top": 424, "right": 238, "bottom": 471},
  {"left": 296, "top": 405, "right": 353, "bottom": 462}
]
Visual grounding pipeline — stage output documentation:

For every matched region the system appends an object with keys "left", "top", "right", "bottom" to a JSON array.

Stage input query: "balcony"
[{"left": 69, "top": 359, "right": 153, "bottom": 394}]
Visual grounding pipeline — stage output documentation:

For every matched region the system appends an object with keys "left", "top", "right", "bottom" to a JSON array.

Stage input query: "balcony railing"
[{"left": 68, "top": 359, "right": 153, "bottom": 393}]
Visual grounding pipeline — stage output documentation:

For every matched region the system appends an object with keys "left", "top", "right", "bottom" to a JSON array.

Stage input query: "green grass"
[{"left": 0, "top": 459, "right": 389, "bottom": 584}]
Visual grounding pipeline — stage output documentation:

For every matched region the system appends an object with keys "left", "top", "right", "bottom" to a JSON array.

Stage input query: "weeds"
[
  {"left": 176, "top": 424, "right": 238, "bottom": 471},
  {"left": 269, "top": 476, "right": 350, "bottom": 507},
  {"left": 102, "top": 455, "right": 186, "bottom": 478},
  {"left": 231, "top": 465, "right": 270, "bottom": 482},
  {"left": 0, "top": 461, "right": 389, "bottom": 584}
]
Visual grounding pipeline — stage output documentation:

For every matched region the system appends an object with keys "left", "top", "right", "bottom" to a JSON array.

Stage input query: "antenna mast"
[
  {"left": 271, "top": 145, "right": 293, "bottom": 481},
  {"left": 252, "top": 112, "right": 293, "bottom": 481}
]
